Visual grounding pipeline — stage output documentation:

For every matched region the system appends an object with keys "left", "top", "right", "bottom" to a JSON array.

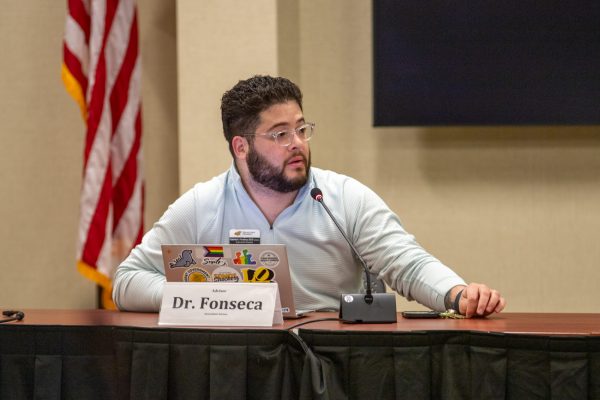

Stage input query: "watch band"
[{"left": 453, "top": 288, "right": 465, "bottom": 314}]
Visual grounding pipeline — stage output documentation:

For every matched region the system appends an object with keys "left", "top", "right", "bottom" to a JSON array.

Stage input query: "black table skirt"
[
  {"left": 300, "top": 329, "right": 600, "bottom": 400},
  {"left": 1, "top": 325, "right": 599, "bottom": 400}
]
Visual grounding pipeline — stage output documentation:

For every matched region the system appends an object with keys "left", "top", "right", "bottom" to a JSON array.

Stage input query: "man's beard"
[{"left": 246, "top": 145, "right": 311, "bottom": 193}]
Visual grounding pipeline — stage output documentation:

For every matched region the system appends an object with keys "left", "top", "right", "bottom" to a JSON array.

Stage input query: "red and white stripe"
[{"left": 62, "top": 0, "right": 144, "bottom": 307}]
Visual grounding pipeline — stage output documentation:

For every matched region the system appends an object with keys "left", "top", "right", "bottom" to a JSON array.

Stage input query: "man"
[{"left": 113, "top": 75, "right": 505, "bottom": 317}]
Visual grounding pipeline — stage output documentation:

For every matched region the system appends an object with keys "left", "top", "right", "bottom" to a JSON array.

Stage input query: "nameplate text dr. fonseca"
[{"left": 158, "top": 282, "right": 280, "bottom": 327}]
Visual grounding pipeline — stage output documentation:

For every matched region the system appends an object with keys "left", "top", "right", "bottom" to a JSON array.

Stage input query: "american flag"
[{"left": 62, "top": 0, "right": 144, "bottom": 308}]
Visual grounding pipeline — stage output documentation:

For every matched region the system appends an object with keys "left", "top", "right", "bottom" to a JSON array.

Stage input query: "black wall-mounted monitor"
[{"left": 373, "top": 1, "right": 600, "bottom": 126}]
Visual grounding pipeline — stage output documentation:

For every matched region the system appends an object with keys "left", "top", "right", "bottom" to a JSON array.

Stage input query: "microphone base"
[{"left": 339, "top": 293, "right": 397, "bottom": 323}]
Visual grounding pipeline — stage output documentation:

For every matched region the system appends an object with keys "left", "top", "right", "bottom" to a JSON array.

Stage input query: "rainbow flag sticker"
[{"left": 204, "top": 246, "right": 224, "bottom": 257}]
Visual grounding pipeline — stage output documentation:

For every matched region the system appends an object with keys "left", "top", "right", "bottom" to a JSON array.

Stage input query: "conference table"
[{"left": 1, "top": 310, "right": 599, "bottom": 399}]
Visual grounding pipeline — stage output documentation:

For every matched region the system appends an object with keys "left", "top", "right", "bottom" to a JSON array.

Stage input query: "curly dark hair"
[{"left": 221, "top": 75, "right": 303, "bottom": 156}]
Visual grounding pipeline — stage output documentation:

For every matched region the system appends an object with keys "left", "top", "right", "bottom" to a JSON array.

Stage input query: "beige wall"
[
  {"left": 177, "top": 0, "right": 280, "bottom": 190},
  {"left": 139, "top": 1, "right": 180, "bottom": 225},
  {"left": 0, "top": 3, "right": 92, "bottom": 308},
  {"left": 0, "top": 2, "right": 178, "bottom": 308},
  {"left": 1, "top": 1, "right": 598, "bottom": 312}
]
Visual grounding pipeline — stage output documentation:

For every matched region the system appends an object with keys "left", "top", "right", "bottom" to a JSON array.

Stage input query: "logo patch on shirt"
[{"left": 229, "top": 229, "right": 261, "bottom": 244}]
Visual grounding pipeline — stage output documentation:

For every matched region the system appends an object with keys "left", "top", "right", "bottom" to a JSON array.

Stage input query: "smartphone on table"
[{"left": 401, "top": 311, "right": 440, "bottom": 319}]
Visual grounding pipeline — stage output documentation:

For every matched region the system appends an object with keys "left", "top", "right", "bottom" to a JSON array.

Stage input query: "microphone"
[
  {"left": 0, "top": 310, "right": 25, "bottom": 323},
  {"left": 310, "top": 188, "right": 397, "bottom": 323}
]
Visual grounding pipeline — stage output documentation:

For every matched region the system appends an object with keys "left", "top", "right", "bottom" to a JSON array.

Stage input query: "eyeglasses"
[{"left": 244, "top": 122, "right": 315, "bottom": 147}]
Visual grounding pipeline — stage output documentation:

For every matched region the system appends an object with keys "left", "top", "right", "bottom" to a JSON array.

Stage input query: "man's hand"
[{"left": 451, "top": 283, "right": 506, "bottom": 318}]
